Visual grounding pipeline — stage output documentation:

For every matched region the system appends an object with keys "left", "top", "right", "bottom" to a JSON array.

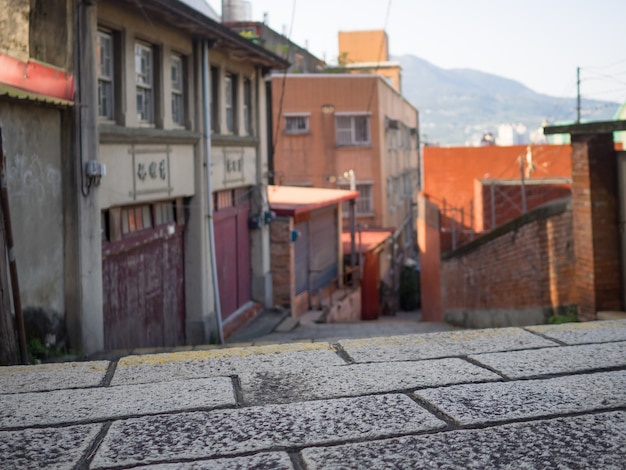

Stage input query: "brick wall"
[
  {"left": 441, "top": 199, "right": 575, "bottom": 327},
  {"left": 270, "top": 218, "right": 295, "bottom": 308},
  {"left": 475, "top": 181, "right": 571, "bottom": 232},
  {"left": 571, "top": 133, "right": 623, "bottom": 319}
]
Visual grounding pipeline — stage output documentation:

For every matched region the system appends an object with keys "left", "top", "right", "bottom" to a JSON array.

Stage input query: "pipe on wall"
[{"left": 202, "top": 40, "right": 224, "bottom": 344}]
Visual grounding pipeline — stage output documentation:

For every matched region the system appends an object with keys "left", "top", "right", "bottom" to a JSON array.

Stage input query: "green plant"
[{"left": 548, "top": 305, "right": 578, "bottom": 324}]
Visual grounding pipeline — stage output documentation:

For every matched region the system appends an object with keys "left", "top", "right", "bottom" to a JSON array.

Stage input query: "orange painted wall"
[
  {"left": 338, "top": 30, "right": 389, "bottom": 63},
  {"left": 417, "top": 194, "right": 442, "bottom": 321},
  {"left": 423, "top": 144, "right": 572, "bottom": 227}
]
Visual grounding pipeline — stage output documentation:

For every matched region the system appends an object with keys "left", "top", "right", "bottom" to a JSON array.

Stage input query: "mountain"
[{"left": 394, "top": 54, "right": 621, "bottom": 146}]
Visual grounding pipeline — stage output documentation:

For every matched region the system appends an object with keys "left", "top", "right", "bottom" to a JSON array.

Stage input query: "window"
[
  {"left": 285, "top": 114, "right": 309, "bottom": 134},
  {"left": 342, "top": 183, "right": 374, "bottom": 216},
  {"left": 154, "top": 201, "right": 175, "bottom": 226},
  {"left": 135, "top": 42, "right": 154, "bottom": 123},
  {"left": 336, "top": 114, "right": 370, "bottom": 146},
  {"left": 243, "top": 78, "right": 252, "bottom": 135},
  {"left": 171, "top": 54, "right": 185, "bottom": 127},
  {"left": 225, "top": 73, "right": 237, "bottom": 133},
  {"left": 210, "top": 66, "right": 219, "bottom": 133},
  {"left": 97, "top": 31, "right": 114, "bottom": 120},
  {"left": 121, "top": 205, "right": 153, "bottom": 235}
]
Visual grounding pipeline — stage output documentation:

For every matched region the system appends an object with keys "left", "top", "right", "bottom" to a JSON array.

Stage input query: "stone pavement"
[{"left": 1, "top": 320, "right": 626, "bottom": 469}]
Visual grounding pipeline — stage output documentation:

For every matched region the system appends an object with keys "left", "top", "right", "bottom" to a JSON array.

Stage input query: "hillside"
[{"left": 395, "top": 54, "right": 620, "bottom": 146}]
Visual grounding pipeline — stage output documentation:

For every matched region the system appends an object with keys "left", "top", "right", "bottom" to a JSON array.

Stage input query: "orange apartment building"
[{"left": 271, "top": 73, "right": 419, "bottom": 242}]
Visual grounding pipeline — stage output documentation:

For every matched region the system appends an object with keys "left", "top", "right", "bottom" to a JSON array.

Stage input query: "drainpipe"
[{"left": 202, "top": 40, "right": 224, "bottom": 344}]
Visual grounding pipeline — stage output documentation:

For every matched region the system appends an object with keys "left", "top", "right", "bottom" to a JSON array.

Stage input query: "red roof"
[
  {"left": 341, "top": 229, "right": 393, "bottom": 254},
  {"left": 268, "top": 185, "right": 358, "bottom": 216}
]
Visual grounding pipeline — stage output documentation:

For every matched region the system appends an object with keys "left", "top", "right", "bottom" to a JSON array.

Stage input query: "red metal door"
[
  {"left": 213, "top": 193, "right": 251, "bottom": 321},
  {"left": 102, "top": 224, "right": 185, "bottom": 350},
  {"left": 361, "top": 250, "right": 381, "bottom": 320}
]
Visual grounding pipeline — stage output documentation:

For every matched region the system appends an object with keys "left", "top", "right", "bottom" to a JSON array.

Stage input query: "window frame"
[
  {"left": 341, "top": 182, "right": 374, "bottom": 217},
  {"left": 97, "top": 29, "right": 115, "bottom": 121},
  {"left": 243, "top": 77, "right": 253, "bottom": 135},
  {"left": 135, "top": 41, "right": 155, "bottom": 125},
  {"left": 225, "top": 73, "right": 238, "bottom": 134},
  {"left": 284, "top": 113, "right": 310, "bottom": 135},
  {"left": 170, "top": 53, "right": 185, "bottom": 127},
  {"left": 335, "top": 113, "right": 371, "bottom": 146}
]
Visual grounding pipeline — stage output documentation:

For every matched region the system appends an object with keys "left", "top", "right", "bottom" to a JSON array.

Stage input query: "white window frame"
[
  {"left": 97, "top": 30, "right": 114, "bottom": 121},
  {"left": 335, "top": 113, "right": 371, "bottom": 146},
  {"left": 225, "top": 73, "right": 237, "bottom": 133},
  {"left": 171, "top": 53, "right": 185, "bottom": 127},
  {"left": 243, "top": 77, "right": 253, "bottom": 135},
  {"left": 341, "top": 182, "right": 374, "bottom": 217},
  {"left": 284, "top": 113, "right": 310, "bottom": 134},
  {"left": 135, "top": 41, "right": 154, "bottom": 124}
]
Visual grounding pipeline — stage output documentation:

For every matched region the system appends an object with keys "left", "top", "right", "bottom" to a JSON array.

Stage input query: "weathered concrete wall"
[
  {"left": 441, "top": 199, "right": 575, "bottom": 328},
  {"left": 0, "top": 0, "right": 29, "bottom": 61},
  {"left": 29, "top": 0, "right": 71, "bottom": 69},
  {"left": 0, "top": 99, "right": 65, "bottom": 329}
]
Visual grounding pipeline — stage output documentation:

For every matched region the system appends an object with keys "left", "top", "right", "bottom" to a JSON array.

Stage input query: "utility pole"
[
  {"left": 520, "top": 152, "right": 527, "bottom": 214},
  {"left": 577, "top": 67, "right": 581, "bottom": 123}
]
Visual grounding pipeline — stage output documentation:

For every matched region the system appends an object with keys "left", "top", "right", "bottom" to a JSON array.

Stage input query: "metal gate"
[
  {"left": 309, "top": 206, "right": 338, "bottom": 292},
  {"left": 213, "top": 189, "right": 251, "bottom": 321},
  {"left": 102, "top": 201, "right": 185, "bottom": 350}
]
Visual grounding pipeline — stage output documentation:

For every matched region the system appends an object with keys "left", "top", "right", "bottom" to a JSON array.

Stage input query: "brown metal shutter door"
[{"left": 309, "top": 207, "right": 338, "bottom": 292}]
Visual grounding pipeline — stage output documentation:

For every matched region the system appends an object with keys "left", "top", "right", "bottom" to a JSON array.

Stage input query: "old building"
[
  {"left": 0, "top": 0, "right": 287, "bottom": 356},
  {"left": 96, "top": 0, "right": 287, "bottom": 348}
]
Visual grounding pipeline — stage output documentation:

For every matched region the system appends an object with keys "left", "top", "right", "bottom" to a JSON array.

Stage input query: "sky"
[{"left": 208, "top": 0, "right": 626, "bottom": 104}]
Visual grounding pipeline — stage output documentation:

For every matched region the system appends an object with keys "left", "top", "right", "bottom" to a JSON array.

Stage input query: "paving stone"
[
  {"left": 0, "top": 423, "right": 101, "bottom": 469},
  {"left": 0, "top": 361, "right": 109, "bottom": 394},
  {"left": 0, "top": 377, "right": 234, "bottom": 429},
  {"left": 91, "top": 394, "right": 445, "bottom": 468},
  {"left": 415, "top": 370, "right": 626, "bottom": 425},
  {"left": 126, "top": 452, "right": 294, "bottom": 469},
  {"left": 241, "top": 358, "right": 501, "bottom": 405},
  {"left": 470, "top": 341, "right": 626, "bottom": 378},
  {"left": 111, "top": 343, "right": 345, "bottom": 386},
  {"left": 339, "top": 327, "right": 557, "bottom": 363},
  {"left": 301, "top": 411, "right": 626, "bottom": 469},
  {"left": 526, "top": 319, "right": 626, "bottom": 344}
]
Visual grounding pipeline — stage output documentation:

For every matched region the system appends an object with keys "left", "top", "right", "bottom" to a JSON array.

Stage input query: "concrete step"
[{"left": 597, "top": 311, "right": 626, "bottom": 320}]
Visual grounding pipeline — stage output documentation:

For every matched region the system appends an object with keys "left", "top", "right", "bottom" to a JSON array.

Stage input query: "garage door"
[
  {"left": 102, "top": 200, "right": 185, "bottom": 350},
  {"left": 213, "top": 188, "right": 251, "bottom": 321}
]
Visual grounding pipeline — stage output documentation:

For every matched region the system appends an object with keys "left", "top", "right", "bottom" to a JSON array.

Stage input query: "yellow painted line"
[
  {"left": 531, "top": 320, "right": 626, "bottom": 331},
  {"left": 339, "top": 328, "right": 531, "bottom": 348},
  {"left": 0, "top": 361, "right": 110, "bottom": 375},
  {"left": 117, "top": 342, "right": 333, "bottom": 367}
]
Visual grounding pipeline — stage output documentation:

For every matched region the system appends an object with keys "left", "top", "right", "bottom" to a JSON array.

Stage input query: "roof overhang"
[
  {"left": 113, "top": 0, "right": 290, "bottom": 71},
  {"left": 544, "top": 120, "right": 626, "bottom": 135},
  {"left": 0, "top": 82, "right": 74, "bottom": 107},
  {"left": 341, "top": 229, "right": 393, "bottom": 254},
  {"left": 268, "top": 185, "right": 358, "bottom": 216}
]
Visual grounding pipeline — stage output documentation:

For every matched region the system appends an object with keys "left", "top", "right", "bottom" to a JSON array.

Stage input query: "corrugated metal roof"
[
  {"left": 268, "top": 185, "right": 358, "bottom": 215},
  {"left": 0, "top": 83, "right": 74, "bottom": 107}
]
